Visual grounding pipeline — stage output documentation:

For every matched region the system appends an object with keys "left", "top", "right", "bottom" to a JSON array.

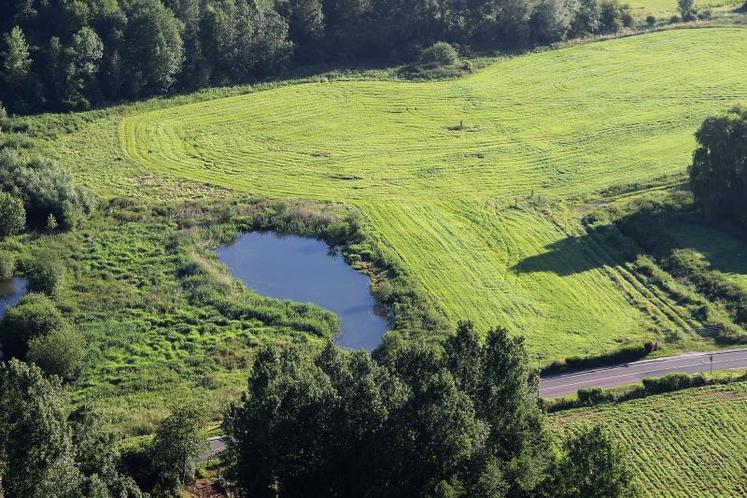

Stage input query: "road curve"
[{"left": 539, "top": 348, "right": 747, "bottom": 398}]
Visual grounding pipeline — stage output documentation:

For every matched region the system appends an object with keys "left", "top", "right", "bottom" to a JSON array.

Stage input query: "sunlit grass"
[{"left": 38, "top": 27, "right": 747, "bottom": 360}]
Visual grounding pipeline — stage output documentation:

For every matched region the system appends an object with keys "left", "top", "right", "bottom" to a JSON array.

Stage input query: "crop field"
[
  {"left": 40, "top": 27, "right": 747, "bottom": 361},
  {"left": 550, "top": 381, "right": 747, "bottom": 497}
]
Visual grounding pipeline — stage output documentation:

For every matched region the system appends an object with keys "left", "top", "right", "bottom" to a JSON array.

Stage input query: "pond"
[
  {"left": 0, "top": 278, "right": 28, "bottom": 358},
  {"left": 217, "top": 232, "right": 388, "bottom": 351}
]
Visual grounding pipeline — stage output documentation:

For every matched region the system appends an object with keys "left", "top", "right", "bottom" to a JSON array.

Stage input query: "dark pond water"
[
  {"left": 0, "top": 278, "right": 28, "bottom": 358},
  {"left": 217, "top": 232, "right": 388, "bottom": 350}
]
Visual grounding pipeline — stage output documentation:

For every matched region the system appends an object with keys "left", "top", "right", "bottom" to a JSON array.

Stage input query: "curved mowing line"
[{"left": 119, "top": 27, "right": 747, "bottom": 358}]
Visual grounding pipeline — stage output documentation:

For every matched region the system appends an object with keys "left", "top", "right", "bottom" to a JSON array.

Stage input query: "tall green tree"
[
  {"left": 151, "top": 404, "right": 207, "bottom": 496},
  {"left": 1, "top": 26, "right": 31, "bottom": 87},
  {"left": 0, "top": 360, "right": 80, "bottom": 498},
  {"left": 689, "top": 106, "right": 747, "bottom": 225},
  {"left": 124, "top": 0, "right": 184, "bottom": 95}
]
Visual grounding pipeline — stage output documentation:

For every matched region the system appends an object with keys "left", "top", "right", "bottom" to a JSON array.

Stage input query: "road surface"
[{"left": 539, "top": 348, "right": 747, "bottom": 398}]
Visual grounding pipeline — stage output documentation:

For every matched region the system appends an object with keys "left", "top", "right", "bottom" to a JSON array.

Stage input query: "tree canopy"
[
  {"left": 223, "top": 323, "right": 635, "bottom": 497},
  {"left": 689, "top": 106, "right": 747, "bottom": 225},
  {"left": 0, "top": 0, "right": 633, "bottom": 114}
]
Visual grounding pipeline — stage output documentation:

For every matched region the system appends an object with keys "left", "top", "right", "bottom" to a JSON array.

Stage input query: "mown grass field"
[
  {"left": 37, "top": 27, "right": 747, "bottom": 361},
  {"left": 627, "top": 0, "right": 742, "bottom": 18},
  {"left": 550, "top": 380, "right": 747, "bottom": 497}
]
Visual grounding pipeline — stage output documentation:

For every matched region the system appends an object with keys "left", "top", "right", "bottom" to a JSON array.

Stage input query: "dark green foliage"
[
  {"left": 68, "top": 406, "right": 144, "bottom": 497},
  {"left": 26, "top": 256, "right": 65, "bottom": 296},
  {"left": 0, "top": 191, "right": 25, "bottom": 236},
  {"left": 28, "top": 327, "right": 87, "bottom": 381},
  {"left": 641, "top": 371, "right": 706, "bottom": 394},
  {"left": 689, "top": 106, "right": 747, "bottom": 225},
  {"left": 545, "top": 426, "right": 639, "bottom": 498},
  {"left": 1, "top": 0, "right": 626, "bottom": 114},
  {"left": 542, "top": 343, "right": 654, "bottom": 375},
  {"left": 0, "top": 360, "right": 80, "bottom": 498},
  {"left": 0, "top": 362, "right": 143, "bottom": 497},
  {"left": 224, "top": 323, "right": 548, "bottom": 497},
  {"left": 0, "top": 149, "right": 96, "bottom": 230},
  {"left": 419, "top": 42, "right": 460, "bottom": 67},
  {"left": 0, "top": 292, "right": 66, "bottom": 359},
  {"left": 150, "top": 404, "right": 207, "bottom": 496},
  {"left": 646, "top": 15, "right": 657, "bottom": 27}
]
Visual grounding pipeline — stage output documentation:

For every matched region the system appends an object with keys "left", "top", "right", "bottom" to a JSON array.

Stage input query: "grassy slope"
[
  {"left": 627, "top": 0, "right": 742, "bottom": 18},
  {"left": 40, "top": 27, "right": 747, "bottom": 361},
  {"left": 550, "top": 381, "right": 747, "bottom": 497}
]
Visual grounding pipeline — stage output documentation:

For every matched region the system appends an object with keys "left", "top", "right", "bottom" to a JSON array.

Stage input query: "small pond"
[
  {"left": 0, "top": 278, "right": 28, "bottom": 358},
  {"left": 217, "top": 232, "right": 388, "bottom": 351}
]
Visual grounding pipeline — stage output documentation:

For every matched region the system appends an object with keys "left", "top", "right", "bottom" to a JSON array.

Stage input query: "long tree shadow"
[
  {"left": 511, "top": 225, "right": 640, "bottom": 277},
  {"left": 513, "top": 206, "right": 747, "bottom": 278}
]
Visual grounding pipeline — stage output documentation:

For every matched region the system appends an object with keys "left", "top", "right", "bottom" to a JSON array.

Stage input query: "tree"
[
  {"left": 0, "top": 359, "right": 80, "bottom": 498},
  {"left": 65, "top": 26, "right": 105, "bottom": 109},
  {"left": 0, "top": 292, "right": 66, "bottom": 359},
  {"left": 151, "top": 404, "right": 207, "bottom": 496},
  {"left": 688, "top": 106, "right": 747, "bottom": 224},
  {"left": 28, "top": 327, "right": 87, "bottom": 381},
  {"left": 68, "top": 406, "right": 144, "bottom": 497},
  {"left": 225, "top": 327, "right": 553, "bottom": 498},
  {"left": 1, "top": 26, "right": 31, "bottom": 88},
  {"left": 124, "top": 0, "right": 184, "bottom": 95},
  {"left": 547, "top": 425, "right": 639, "bottom": 498},
  {"left": 0, "top": 191, "right": 25, "bottom": 236},
  {"left": 531, "top": 0, "right": 578, "bottom": 44}
]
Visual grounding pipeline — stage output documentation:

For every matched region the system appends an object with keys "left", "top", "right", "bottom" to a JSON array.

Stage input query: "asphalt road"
[{"left": 539, "top": 348, "right": 747, "bottom": 398}]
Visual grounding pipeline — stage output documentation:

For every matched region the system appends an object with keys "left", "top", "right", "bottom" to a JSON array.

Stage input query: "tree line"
[
  {"left": 0, "top": 322, "right": 638, "bottom": 497},
  {"left": 1, "top": 0, "right": 634, "bottom": 114}
]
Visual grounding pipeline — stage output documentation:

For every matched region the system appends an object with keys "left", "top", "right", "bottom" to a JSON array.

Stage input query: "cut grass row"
[
  {"left": 549, "top": 381, "right": 747, "bottom": 497},
  {"left": 34, "top": 27, "right": 747, "bottom": 361}
]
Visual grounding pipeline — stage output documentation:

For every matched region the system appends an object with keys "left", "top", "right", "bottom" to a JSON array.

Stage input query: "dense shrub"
[
  {"left": 26, "top": 256, "right": 65, "bottom": 296},
  {"left": 28, "top": 327, "right": 86, "bottom": 381},
  {"left": 419, "top": 42, "right": 459, "bottom": 67},
  {"left": 542, "top": 343, "right": 655, "bottom": 375},
  {"left": 0, "top": 191, "right": 25, "bottom": 236},
  {"left": 0, "top": 250, "right": 15, "bottom": 279},
  {"left": 646, "top": 15, "right": 657, "bottom": 27},
  {"left": 0, "top": 292, "right": 66, "bottom": 358},
  {"left": 642, "top": 372, "right": 706, "bottom": 394},
  {"left": 0, "top": 149, "right": 96, "bottom": 230}
]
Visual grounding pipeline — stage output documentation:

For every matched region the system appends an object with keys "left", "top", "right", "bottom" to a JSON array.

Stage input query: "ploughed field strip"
[
  {"left": 550, "top": 381, "right": 747, "bottom": 498},
  {"left": 80, "top": 28, "right": 747, "bottom": 358}
]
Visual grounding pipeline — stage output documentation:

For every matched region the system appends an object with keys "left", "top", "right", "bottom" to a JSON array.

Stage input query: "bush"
[
  {"left": 419, "top": 42, "right": 459, "bottom": 67},
  {"left": 28, "top": 327, "right": 86, "bottom": 380},
  {"left": 0, "top": 149, "right": 96, "bottom": 230},
  {"left": 646, "top": 15, "right": 656, "bottom": 27},
  {"left": 642, "top": 372, "right": 706, "bottom": 394},
  {"left": 0, "top": 251, "right": 15, "bottom": 280},
  {"left": 542, "top": 343, "right": 655, "bottom": 375},
  {"left": 26, "top": 256, "right": 65, "bottom": 296},
  {"left": 0, "top": 191, "right": 26, "bottom": 236},
  {"left": 0, "top": 293, "right": 66, "bottom": 358},
  {"left": 670, "top": 14, "right": 681, "bottom": 23}
]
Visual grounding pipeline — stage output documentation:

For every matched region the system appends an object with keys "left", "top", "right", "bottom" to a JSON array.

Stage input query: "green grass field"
[
  {"left": 38, "top": 27, "right": 747, "bottom": 361},
  {"left": 627, "top": 0, "right": 742, "bottom": 18},
  {"left": 550, "top": 380, "right": 747, "bottom": 497}
]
